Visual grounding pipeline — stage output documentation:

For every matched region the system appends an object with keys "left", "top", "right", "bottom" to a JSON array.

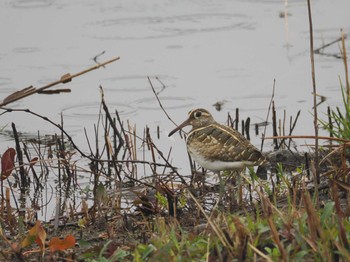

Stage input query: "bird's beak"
[{"left": 168, "top": 118, "right": 191, "bottom": 137}]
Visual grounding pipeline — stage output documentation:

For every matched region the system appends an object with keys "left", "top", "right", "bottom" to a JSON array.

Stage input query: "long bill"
[{"left": 168, "top": 118, "right": 191, "bottom": 137}]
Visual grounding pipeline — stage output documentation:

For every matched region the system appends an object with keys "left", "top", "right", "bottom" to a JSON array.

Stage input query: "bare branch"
[{"left": 0, "top": 57, "right": 120, "bottom": 107}]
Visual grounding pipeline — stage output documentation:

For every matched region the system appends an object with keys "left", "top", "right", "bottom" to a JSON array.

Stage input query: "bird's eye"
[{"left": 194, "top": 111, "right": 202, "bottom": 118}]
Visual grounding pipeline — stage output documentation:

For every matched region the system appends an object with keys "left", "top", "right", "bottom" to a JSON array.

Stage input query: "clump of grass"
[
  {"left": 320, "top": 82, "right": 350, "bottom": 141},
  {"left": 128, "top": 179, "right": 350, "bottom": 261}
]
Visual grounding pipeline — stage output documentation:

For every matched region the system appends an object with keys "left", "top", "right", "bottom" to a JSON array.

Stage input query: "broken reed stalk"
[
  {"left": 272, "top": 101, "right": 278, "bottom": 150},
  {"left": 327, "top": 106, "right": 333, "bottom": 139},
  {"left": 0, "top": 57, "right": 120, "bottom": 107},
  {"left": 340, "top": 29, "right": 350, "bottom": 102},
  {"left": 307, "top": 0, "right": 320, "bottom": 185},
  {"left": 235, "top": 108, "right": 239, "bottom": 130},
  {"left": 314, "top": 36, "right": 344, "bottom": 55},
  {"left": 261, "top": 79, "right": 276, "bottom": 152},
  {"left": 146, "top": 127, "right": 157, "bottom": 177},
  {"left": 276, "top": 110, "right": 300, "bottom": 149},
  {"left": 245, "top": 117, "right": 250, "bottom": 141},
  {"left": 289, "top": 110, "right": 301, "bottom": 147},
  {"left": 241, "top": 119, "right": 245, "bottom": 136},
  {"left": 11, "top": 123, "right": 27, "bottom": 195},
  {"left": 11, "top": 123, "right": 28, "bottom": 220},
  {"left": 282, "top": 110, "right": 286, "bottom": 148},
  {"left": 100, "top": 87, "right": 124, "bottom": 181},
  {"left": 104, "top": 114, "right": 112, "bottom": 178}
]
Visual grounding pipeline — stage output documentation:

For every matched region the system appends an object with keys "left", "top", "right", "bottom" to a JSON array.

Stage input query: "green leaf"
[
  {"left": 320, "top": 201, "right": 334, "bottom": 225},
  {"left": 155, "top": 192, "right": 168, "bottom": 207}
]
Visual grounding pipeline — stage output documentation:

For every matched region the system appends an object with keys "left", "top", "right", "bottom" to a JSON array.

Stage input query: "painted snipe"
[{"left": 168, "top": 108, "right": 266, "bottom": 171}]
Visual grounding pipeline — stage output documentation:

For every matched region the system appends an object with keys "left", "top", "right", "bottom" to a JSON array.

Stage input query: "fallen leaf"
[
  {"left": 1, "top": 148, "right": 16, "bottom": 180},
  {"left": 49, "top": 235, "right": 76, "bottom": 253},
  {"left": 35, "top": 221, "right": 47, "bottom": 250},
  {"left": 21, "top": 221, "right": 47, "bottom": 250},
  {"left": 29, "top": 157, "right": 38, "bottom": 168}
]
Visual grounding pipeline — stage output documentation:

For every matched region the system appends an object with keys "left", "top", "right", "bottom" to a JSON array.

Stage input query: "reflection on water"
[
  {"left": 103, "top": 75, "right": 176, "bottom": 93},
  {"left": 86, "top": 13, "right": 252, "bottom": 40},
  {"left": 134, "top": 96, "right": 196, "bottom": 110},
  {"left": 12, "top": 47, "right": 41, "bottom": 54},
  {"left": 11, "top": 0, "right": 54, "bottom": 8},
  {"left": 0, "top": 77, "right": 12, "bottom": 88},
  {"left": 61, "top": 101, "right": 137, "bottom": 118}
]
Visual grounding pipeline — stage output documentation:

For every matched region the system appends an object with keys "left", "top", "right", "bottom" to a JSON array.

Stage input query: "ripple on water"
[
  {"left": 12, "top": 47, "right": 41, "bottom": 54},
  {"left": 84, "top": 13, "right": 253, "bottom": 40},
  {"left": 61, "top": 101, "right": 137, "bottom": 119},
  {"left": 242, "top": 0, "right": 304, "bottom": 3},
  {"left": 133, "top": 96, "right": 196, "bottom": 111},
  {"left": 11, "top": 0, "right": 53, "bottom": 8},
  {"left": 104, "top": 75, "right": 176, "bottom": 93},
  {"left": 0, "top": 77, "right": 13, "bottom": 89}
]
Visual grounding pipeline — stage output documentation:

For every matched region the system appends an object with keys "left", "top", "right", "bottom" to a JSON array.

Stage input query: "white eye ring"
[{"left": 194, "top": 111, "right": 202, "bottom": 118}]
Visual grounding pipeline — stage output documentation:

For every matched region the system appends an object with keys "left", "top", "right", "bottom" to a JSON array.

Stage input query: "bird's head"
[{"left": 168, "top": 108, "right": 215, "bottom": 137}]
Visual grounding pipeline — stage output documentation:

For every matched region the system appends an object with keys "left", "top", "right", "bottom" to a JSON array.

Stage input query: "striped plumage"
[{"left": 168, "top": 108, "right": 266, "bottom": 171}]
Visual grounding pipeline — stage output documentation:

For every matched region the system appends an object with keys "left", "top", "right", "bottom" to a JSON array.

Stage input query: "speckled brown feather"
[{"left": 187, "top": 123, "right": 265, "bottom": 164}]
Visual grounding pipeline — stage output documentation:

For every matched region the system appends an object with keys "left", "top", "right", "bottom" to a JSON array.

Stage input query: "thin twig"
[
  {"left": 148, "top": 76, "right": 177, "bottom": 126},
  {"left": 261, "top": 79, "right": 276, "bottom": 152},
  {"left": 100, "top": 86, "right": 124, "bottom": 156},
  {"left": 278, "top": 110, "right": 301, "bottom": 149},
  {"left": 154, "top": 76, "right": 167, "bottom": 95},
  {"left": 272, "top": 101, "right": 278, "bottom": 150},
  {"left": 341, "top": 29, "right": 350, "bottom": 103},
  {"left": 265, "top": 135, "right": 348, "bottom": 143},
  {"left": 11, "top": 123, "right": 27, "bottom": 196},
  {"left": 0, "top": 57, "right": 120, "bottom": 107},
  {"left": 314, "top": 36, "right": 344, "bottom": 54}
]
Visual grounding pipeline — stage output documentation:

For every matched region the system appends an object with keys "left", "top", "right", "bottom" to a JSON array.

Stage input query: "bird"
[{"left": 168, "top": 108, "right": 266, "bottom": 172}]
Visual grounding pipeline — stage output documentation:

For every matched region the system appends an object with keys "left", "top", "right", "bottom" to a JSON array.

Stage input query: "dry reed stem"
[
  {"left": 247, "top": 243, "right": 272, "bottom": 262},
  {"left": 261, "top": 79, "right": 276, "bottom": 152},
  {"left": 302, "top": 189, "right": 333, "bottom": 260},
  {"left": 340, "top": 29, "right": 350, "bottom": 102},
  {"left": 267, "top": 216, "right": 287, "bottom": 261},
  {"left": 187, "top": 190, "right": 234, "bottom": 256},
  {"left": 0, "top": 57, "right": 120, "bottom": 107},
  {"left": 307, "top": 0, "right": 320, "bottom": 185},
  {"left": 264, "top": 135, "right": 349, "bottom": 143}
]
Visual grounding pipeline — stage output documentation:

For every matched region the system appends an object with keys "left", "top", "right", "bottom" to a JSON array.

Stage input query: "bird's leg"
[
  {"left": 220, "top": 170, "right": 240, "bottom": 210},
  {"left": 238, "top": 170, "right": 242, "bottom": 207},
  {"left": 226, "top": 171, "right": 236, "bottom": 212},
  {"left": 218, "top": 172, "right": 224, "bottom": 206},
  {"left": 201, "top": 169, "right": 206, "bottom": 196},
  {"left": 218, "top": 171, "right": 232, "bottom": 208},
  {"left": 237, "top": 168, "right": 245, "bottom": 208}
]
